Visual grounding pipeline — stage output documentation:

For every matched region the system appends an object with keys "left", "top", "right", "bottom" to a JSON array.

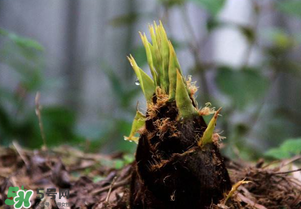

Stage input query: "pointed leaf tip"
[
  {"left": 198, "top": 107, "right": 222, "bottom": 147},
  {"left": 140, "top": 32, "right": 158, "bottom": 85},
  {"left": 128, "top": 55, "right": 155, "bottom": 102},
  {"left": 176, "top": 70, "right": 198, "bottom": 119}
]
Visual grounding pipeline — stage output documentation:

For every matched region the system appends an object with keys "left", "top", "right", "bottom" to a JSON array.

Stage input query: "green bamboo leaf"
[
  {"left": 128, "top": 55, "right": 155, "bottom": 102},
  {"left": 176, "top": 70, "right": 198, "bottom": 119},
  {"left": 154, "top": 24, "right": 165, "bottom": 90},
  {"left": 168, "top": 41, "right": 181, "bottom": 100},
  {"left": 124, "top": 110, "right": 146, "bottom": 143},
  {"left": 158, "top": 21, "right": 170, "bottom": 93},
  {"left": 149, "top": 23, "right": 162, "bottom": 87},
  {"left": 198, "top": 108, "right": 221, "bottom": 147},
  {"left": 154, "top": 22, "right": 167, "bottom": 91},
  {"left": 139, "top": 32, "right": 158, "bottom": 85}
]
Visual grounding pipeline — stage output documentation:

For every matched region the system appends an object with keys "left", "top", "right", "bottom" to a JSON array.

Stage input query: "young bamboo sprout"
[
  {"left": 175, "top": 70, "right": 198, "bottom": 119},
  {"left": 126, "top": 21, "right": 231, "bottom": 209},
  {"left": 124, "top": 109, "right": 145, "bottom": 143},
  {"left": 198, "top": 107, "right": 222, "bottom": 147}
]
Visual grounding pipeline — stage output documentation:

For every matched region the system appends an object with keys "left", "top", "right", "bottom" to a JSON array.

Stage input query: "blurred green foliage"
[
  {"left": 216, "top": 67, "right": 268, "bottom": 109},
  {"left": 191, "top": 0, "right": 225, "bottom": 16},
  {"left": 277, "top": 0, "right": 301, "bottom": 18},
  {"left": 1, "top": 0, "right": 301, "bottom": 160},
  {"left": 265, "top": 138, "right": 301, "bottom": 159},
  {"left": 107, "top": 0, "right": 301, "bottom": 160},
  {"left": 0, "top": 28, "right": 84, "bottom": 148}
]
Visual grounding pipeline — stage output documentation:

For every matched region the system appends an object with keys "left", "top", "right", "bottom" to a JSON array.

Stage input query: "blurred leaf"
[
  {"left": 93, "top": 176, "right": 105, "bottom": 183},
  {"left": 0, "top": 87, "right": 18, "bottom": 105},
  {"left": 9, "top": 34, "right": 44, "bottom": 52},
  {"left": 0, "top": 28, "right": 44, "bottom": 51},
  {"left": 0, "top": 104, "right": 13, "bottom": 136},
  {"left": 265, "top": 138, "right": 301, "bottom": 159},
  {"left": 115, "top": 154, "right": 134, "bottom": 169},
  {"left": 238, "top": 26, "right": 255, "bottom": 43},
  {"left": 216, "top": 67, "right": 268, "bottom": 109},
  {"left": 123, "top": 154, "right": 134, "bottom": 164},
  {"left": 114, "top": 159, "right": 124, "bottom": 169},
  {"left": 207, "top": 18, "right": 221, "bottom": 32},
  {"left": 100, "top": 155, "right": 133, "bottom": 170},
  {"left": 101, "top": 62, "right": 140, "bottom": 108},
  {"left": 23, "top": 68, "right": 43, "bottom": 91},
  {"left": 295, "top": 33, "right": 301, "bottom": 44},
  {"left": 110, "top": 13, "right": 139, "bottom": 27},
  {"left": 263, "top": 28, "right": 293, "bottom": 49},
  {"left": 277, "top": 0, "right": 301, "bottom": 18},
  {"left": 158, "top": 0, "right": 185, "bottom": 7},
  {"left": 32, "top": 106, "right": 81, "bottom": 147},
  {"left": 102, "top": 65, "right": 124, "bottom": 98},
  {"left": 190, "top": 0, "right": 226, "bottom": 16}
]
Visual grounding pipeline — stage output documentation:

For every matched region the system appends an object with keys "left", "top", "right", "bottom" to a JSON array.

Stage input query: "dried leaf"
[{"left": 224, "top": 179, "right": 251, "bottom": 204}]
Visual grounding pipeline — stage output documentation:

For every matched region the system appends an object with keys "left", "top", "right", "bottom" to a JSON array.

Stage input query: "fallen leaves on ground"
[{"left": 0, "top": 144, "right": 300, "bottom": 208}]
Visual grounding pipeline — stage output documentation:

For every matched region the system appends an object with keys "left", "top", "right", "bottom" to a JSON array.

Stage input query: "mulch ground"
[{"left": 0, "top": 144, "right": 300, "bottom": 209}]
